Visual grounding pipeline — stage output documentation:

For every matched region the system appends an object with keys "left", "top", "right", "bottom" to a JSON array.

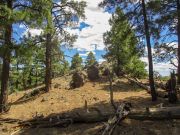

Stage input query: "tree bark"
[
  {"left": 45, "top": 33, "right": 52, "bottom": 92},
  {"left": 142, "top": 0, "right": 157, "bottom": 101},
  {"left": 35, "top": 70, "right": 38, "bottom": 86},
  {"left": 108, "top": 71, "right": 116, "bottom": 110},
  {"left": 0, "top": 0, "right": 12, "bottom": 113},
  {"left": 177, "top": 0, "right": 180, "bottom": 84},
  {"left": 16, "top": 54, "right": 19, "bottom": 89}
]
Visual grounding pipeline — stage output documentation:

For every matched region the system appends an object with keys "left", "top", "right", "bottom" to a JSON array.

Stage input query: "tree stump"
[{"left": 166, "top": 71, "right": 178, "bottom": 103}]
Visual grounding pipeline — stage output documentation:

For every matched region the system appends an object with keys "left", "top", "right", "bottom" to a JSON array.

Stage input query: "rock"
[
  {"left": 102, "top": 68, "right": 110, "bottom": 76},
  {"left": 70, "top": 71, "right": 87, "bottom": 89},
  {"left": 99, "top": 61, "right": 108, "bottom": 69},
  {"left": 93, "top": 97, "right": 99, "bottom": 101},
  {"left": 87, "top": 65, "right": 100, "bottom": 81},
  {"left": 65, "top": 86, "right": 70, "bottom": 90},
  {"left": 2, "top": 127, "right": 8, "bottom": 132},
  {"left": 54, "top": 83, "right": 61, "bottom": 89},
  {"left": 41, "top": 97, "right": 47, "bottom": 102}
]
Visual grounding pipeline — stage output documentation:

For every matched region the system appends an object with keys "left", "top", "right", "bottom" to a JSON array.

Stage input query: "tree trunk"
[
  {"left": 16, "top": 54, "right": 19, "bottom": 89},
  {"left": 116, "top": 44, "right": 121, "bottom": 77},
  {"left": 108, "top": 71, "right": 116, "bottom": 110},
  {"left": 117, "top": 58, "right": 121, "bottom": 76},
  {"left": 167, "top": 72, "right": 178, "bottom": 103},
  {"left": 0, "top": 0, "right": 12, "bottom": 113},
  {"left": 177, "top": 0, "right": 180, "bottom": 84},
  {"left": 142, "top": 0, "right": 157, "bottom": 101},
  {"left": 36, "top": 70, "right": 38, "bottom": 86},
  {"left": 22, "top": 72, "right": 27, "bottom": 89},
  {"left": 28, "top": 68, "right": 32, "bottom": 86},
  {"left": 45, "top": 33, "right": 52, "bottom": 92}
]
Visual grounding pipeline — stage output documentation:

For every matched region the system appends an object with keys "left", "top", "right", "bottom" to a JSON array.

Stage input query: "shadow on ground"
[
  {"left": 13, "top": 96, "right": 180, "bottom": 135},
  {"left": 99, "top": 78, "right": 144, "bottom": 92}
]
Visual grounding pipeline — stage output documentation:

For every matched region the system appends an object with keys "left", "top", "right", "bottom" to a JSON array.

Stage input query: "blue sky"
[{"left": 13, "top": 0, "right": 177, "bottom": 76}]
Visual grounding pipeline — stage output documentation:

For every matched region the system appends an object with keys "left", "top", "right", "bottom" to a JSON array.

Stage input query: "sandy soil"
[{"left": 0, "top": 76, "right": 180, "bottom": 135}]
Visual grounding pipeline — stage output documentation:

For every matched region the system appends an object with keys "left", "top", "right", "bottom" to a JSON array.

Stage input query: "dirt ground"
[{"left": 0, "top": 76, "right": 180, "bottom": 135}]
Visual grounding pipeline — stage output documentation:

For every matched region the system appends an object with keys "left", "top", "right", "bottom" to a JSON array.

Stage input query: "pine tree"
[
  {"left": 44, "top": 0, "right": 86, "bottom": 92},
  {"left": 0, "top": 0, "right": 13, "bottom": 112},
  {"left": 10, "top": 35, "right": 45, "bottom": 91},
  {"left": 85, "top": 51, "right": 96, "bottom": 67},
  {"left": 104, "top": 8, "right": 146, "bottom": 78},
  {"left": 0, "top": 0, "right": 53, "bottom": 112},
  {"left": 147, "top": 0, "right": 180, "bottom": 84},
  {"left": 71, "top": 53, "right": 83, "bottom": 70},
  {"left": 100, "top": 0, "right": 157, "bottom": 101},
  {"left": 51, "top": 37, "right": 70, "bottom": 77}
]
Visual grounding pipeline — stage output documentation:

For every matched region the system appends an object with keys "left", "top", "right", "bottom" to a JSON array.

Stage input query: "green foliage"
[
  {"left": 103, "top": 8, "right": 147, "bottom": 78},
  {"left": 51, "top": 36, "right": 70, "bottom": 77},
  {"left": 71, "top": 53, "right": 83, "bottom": 70},
  {"left": 85, "top": 51, "right": 96, "bottom": 67},
  {"left": 10, "top": 42, "right": 68, "bottom": 92},
  {"left": 159, "top": 76, "right": 170, "bottom": 81},
  {"left": 49, "top": 0, "right": 86, "bottom": 46},
  {"left": 0, "top": 0, "right": 86, "bottom": 94},
  {"left": 8, "top": 33, "right": 71, "bottom": 92},
  {"left": 147, "top": 0, "right": 177, "bottom": 66},
  {"left": 124, "top": 56, "right": 147, "bottom": 79},
  {"left": 9, "top": 35, "right": 45, "bottom": 92}
]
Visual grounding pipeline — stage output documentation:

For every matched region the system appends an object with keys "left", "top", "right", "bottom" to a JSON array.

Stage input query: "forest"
[{"left": 0, "top": 0, "right": 180, "bottom": 135}]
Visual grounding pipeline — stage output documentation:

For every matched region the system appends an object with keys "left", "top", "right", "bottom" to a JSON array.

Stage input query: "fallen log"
[
  {"left": 18, "top": 110, "right": 112, "bottom": 128},
  {"left": 0, "top": 118, "right": 22, "bottom": 124},
  {"left": 101, "top": 103, "right": 131, "bottom": 135},
  {"left": 10, "top": 86, "right": 46, "bottom": 105},
  {"left": 129, "top": 106, "right": 180, "bottom": 120},
  {"left": 140, "top": 79, "right": 167, "bottom": 91},
  {"left": 1, "top": 106, "right": 180, "bottom": 128},
  {"left": 15, "top": 103, "right": 131, "bottom": 129},
  {"left": 125, "top": 76, "right": 168, "bottom": 98},
  {"left": 155, "top": 82, "right": 166, "bottom": 90}
]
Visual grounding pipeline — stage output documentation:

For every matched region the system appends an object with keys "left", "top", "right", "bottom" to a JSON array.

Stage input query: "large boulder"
[
  {"left": 102, "top": 68, "right": 110, "bottom": 76},
  {"left": 70, "top": 71, "right": 87, "bottom": 89},
  {"left": 87, "top": 65, "right": 100, "bottom": 81}
]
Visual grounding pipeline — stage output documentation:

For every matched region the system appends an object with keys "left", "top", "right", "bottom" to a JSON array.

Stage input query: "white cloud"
[
  {"left": 98, "top": 58, "right": 106, "bottom": 64},
  {"left": 19, "top": 24, "right": 26, "bottom": 29},
  {"left": 140, "top": 57, "right": 177, "bottom": 76},
  {"left": 23, "top": 28, "right": 43, "bottom": 37},
  {"left": 79, "top": 51, "right": 96, "bottom": 57},
  {"left": 22, "top": 0, "right": 110, "bottom": 50},
  {"left": 21, "top": 1, "right": 176, "bottom": 77},
  {"left": 69, "top": 0, "right": 111, "bottom": 51},
  {"left": 141, "top": 44, "right": 178, "bottom": 76}
]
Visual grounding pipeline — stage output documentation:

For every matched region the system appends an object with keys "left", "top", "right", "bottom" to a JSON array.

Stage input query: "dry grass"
[{"left": 0, "top": 76, "right": 180, "bottom": 135}]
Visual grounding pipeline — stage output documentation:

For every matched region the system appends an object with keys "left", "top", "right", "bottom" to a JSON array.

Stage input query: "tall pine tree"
[
  {"left": 148, "top": 0, "right": 180, "bottom": 84},
  {"left": 71, "top": 53, "right": 83, "bottom": 70},
  {"left": 44, "top": 0, "right": 86, "bottom": 92},
  {"left": 85, "top": 52, "right": 96, "bottom": 67},
  {"left": 0, "top": 0, "right": 54, "bottom": 112},
  {"left": 100, "top": 0, "right": 157, "bottom": 101},
  {"left": 103, "top": 8, "right": 146, "bottom": 78}
]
